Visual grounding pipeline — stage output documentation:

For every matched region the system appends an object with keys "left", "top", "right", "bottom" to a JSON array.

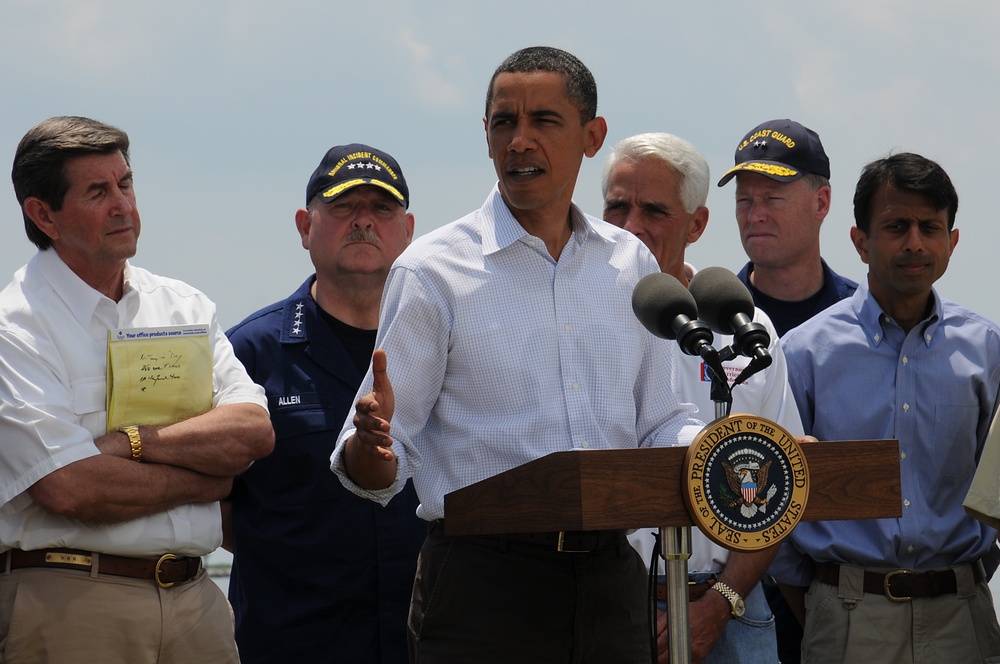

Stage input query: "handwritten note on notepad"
[{"left": 106, "top": 325, "right": 213, "bottom": 432}]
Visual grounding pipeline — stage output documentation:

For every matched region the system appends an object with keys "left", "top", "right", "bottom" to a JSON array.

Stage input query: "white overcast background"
[
  {"left": 5, "top": 0, "right": 1000, "bottom": 595},
  {"left": 2, "top": 1, "right": 998, "bottom": 329}
]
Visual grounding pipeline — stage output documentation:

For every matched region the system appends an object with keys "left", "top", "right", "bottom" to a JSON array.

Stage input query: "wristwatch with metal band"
[
  {"left": 119, "top": 425, "right": 142, "bottom": 462},
  {"left": 711, "top": 580, "right": 746, "bottom": 618}
]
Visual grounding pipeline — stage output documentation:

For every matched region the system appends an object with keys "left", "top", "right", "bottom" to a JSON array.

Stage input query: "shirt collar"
[
  {"left": 854, "top": 278, "right": 942, "bottom": 347},
  {"left": 479, "top": 184, "right": 613, "bottom": 257},
  {"left": 34, "top": 249, "right": 130, "bottom": 329}
]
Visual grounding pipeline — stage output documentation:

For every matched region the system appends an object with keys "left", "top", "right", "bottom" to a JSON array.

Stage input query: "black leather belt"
[
  {"left": 466, "top": 530, "right": 624, "bottom": 553},
  {"left": 3, "top": 548, "right": 202, "bottom": 588},
  {"left": 815, "top": 561, "right": 984, "bottom": 602},
  {"left": 655, "top": 579, "right": 715, "bottom": 602}
]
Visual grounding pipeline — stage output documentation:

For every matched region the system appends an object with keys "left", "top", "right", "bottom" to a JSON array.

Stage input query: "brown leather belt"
[
  {"left": 3, "top": 548, "right": 201, "bottom": 589},
  {"left": 655, "top": 579, "right": 715, "bottom": 603},
  {"left": 815, "top": 561, "right": 984, "bottom": 602}
]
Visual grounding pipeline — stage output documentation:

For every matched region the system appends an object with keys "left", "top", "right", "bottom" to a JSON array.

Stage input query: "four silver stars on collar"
[{"left": 290, "top": 301, "right": 305, "bottom": 336}]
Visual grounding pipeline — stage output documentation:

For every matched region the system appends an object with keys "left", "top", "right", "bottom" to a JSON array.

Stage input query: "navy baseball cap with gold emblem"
[
  {"left": 306, "top": 143, "right": 409, "bottom": 208},
  {"left": 717, "top": 119, "right": 829, "bottom": 187}
]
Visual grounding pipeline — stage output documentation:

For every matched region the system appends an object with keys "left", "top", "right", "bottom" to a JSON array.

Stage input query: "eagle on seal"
[{"left": 723, "top": 460, "right": 775, "bottom": 518}]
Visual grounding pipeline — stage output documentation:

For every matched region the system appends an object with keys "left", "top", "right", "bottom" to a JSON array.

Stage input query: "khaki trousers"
[
  {"left": 0, "top": 566, "right": 238, "bottom": 664},
  {"left": 802, "top": 563, "right": 1000, "bottom": 664}
]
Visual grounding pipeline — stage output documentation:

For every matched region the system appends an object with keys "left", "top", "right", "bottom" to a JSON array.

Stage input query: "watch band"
[
  {"left": 119, "top": 425, "right": 142, "bottom": 462},
  {"left": 711, "top": 580, "right": 744, "bottom": 617}
]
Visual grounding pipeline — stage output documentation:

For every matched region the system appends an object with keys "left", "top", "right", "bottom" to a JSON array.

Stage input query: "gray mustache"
[{"left": 344, "top": 228, "right": 380, "bottom": 244}]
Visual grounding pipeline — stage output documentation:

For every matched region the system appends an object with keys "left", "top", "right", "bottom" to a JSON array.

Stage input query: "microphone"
[
  {"left": 631, "top": 272, "right": 714, "bottom": 357},
  {"left": 688, "top": 267, "right": 772, "bottom": 370}
]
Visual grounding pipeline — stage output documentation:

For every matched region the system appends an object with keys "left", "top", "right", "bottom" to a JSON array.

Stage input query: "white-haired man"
[{"left": 603, "top": 132, "right": 802, "bottom": 664}]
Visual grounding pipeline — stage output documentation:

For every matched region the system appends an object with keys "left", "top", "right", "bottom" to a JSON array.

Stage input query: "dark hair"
[
  {"left": 853, "top": 152, "right": 958, "bottom": 234},
  {"left": 12, "top": 116, "right": 131, "bottom": 250},
  {"left": 484, "top": 46, "right": 598, "bottom": 124}
]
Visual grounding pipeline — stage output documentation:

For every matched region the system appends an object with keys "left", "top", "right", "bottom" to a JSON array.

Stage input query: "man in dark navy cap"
[
  {"left": 718, "top": 119, "right": 857, "bottom": 338},
  {"left": 718, "top": 119, "right": 858, "bottom": 663},
  {"left": 223, "top": 144, "right": 423, "bottom": 664}
]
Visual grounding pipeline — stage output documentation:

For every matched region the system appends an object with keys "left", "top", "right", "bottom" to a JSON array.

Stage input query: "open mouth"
[{"left": 507, "top": 166, "right": 544, "bottom": 180}]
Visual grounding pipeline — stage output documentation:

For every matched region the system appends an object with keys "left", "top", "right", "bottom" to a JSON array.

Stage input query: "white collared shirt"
[
  {"left": 332, "top": 186, "right": 704, "bottom": 520},
  {"left": 0, "top": 249, "right": 266, "bottom": 556}
]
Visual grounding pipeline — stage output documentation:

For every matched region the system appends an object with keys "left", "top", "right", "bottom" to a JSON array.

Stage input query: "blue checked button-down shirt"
[
  {"left": 332, "top": 185, "right": 704, "bottom": 520},
  {"left": 771, "top": 280, "right": 1000, "bottom": 586}
]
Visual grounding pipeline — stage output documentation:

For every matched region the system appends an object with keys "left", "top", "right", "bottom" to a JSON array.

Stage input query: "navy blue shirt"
[
  {"left": 737, "top": 259, "right": 858, "bottom": 337},
  {"left": 226, "top": 276, "right": 425, "bottom": 664}
]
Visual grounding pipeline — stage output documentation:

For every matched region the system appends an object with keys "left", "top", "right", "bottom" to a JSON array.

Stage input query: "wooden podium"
[
  {"left": 442, "top": 439, "right": 900, "bottom": 662},
  {"left": 443, "top": 439, "right": 900, "bottom": 660},
  {"left": 444, "top": 439, "right": 902, "bottom": 536}
]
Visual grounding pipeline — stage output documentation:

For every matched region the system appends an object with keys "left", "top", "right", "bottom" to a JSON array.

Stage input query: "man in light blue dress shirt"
[
  {"left": 773, "top": 152, "right": 1000, "bottom": 663},
  {"left": 330, "top": 47, "right": 704, "bottom": 663}
]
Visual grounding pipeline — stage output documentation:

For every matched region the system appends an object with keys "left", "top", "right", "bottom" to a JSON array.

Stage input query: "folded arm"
[
  {"left": 29, "top": 403, "right": 273, "bottom": 525},
  {"left": 101, "top": 403, "right": 275, "bottom": 476},
  {"left": 28, "top": 453, "right": 233, "bottom": 524}
]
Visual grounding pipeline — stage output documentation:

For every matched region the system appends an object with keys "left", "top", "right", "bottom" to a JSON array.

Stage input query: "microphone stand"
[{"left": 661, "top": 350, "right": 732, "bottom": 664}]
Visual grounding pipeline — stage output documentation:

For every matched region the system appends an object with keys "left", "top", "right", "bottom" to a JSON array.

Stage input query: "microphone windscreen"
[
  {"left": 688, "top": 267, "right": 754, "bottom": 335},
  {"left": 631, "top": 272, "right": 697, "bottom": 340}
]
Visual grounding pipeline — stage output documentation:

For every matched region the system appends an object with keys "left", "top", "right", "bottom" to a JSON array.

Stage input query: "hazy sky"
[{"left": 2, "top": 1, "right": 998, "bottom": 328}]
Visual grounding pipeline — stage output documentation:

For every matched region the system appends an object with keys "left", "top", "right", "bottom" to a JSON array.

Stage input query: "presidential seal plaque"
[{"left": 684, "top": 414, "right": 809, "bottom": 551}]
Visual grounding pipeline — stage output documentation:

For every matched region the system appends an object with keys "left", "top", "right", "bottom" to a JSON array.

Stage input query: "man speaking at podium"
[
  {"left": 331, "top": 47, "right": 704, "bottom": 663},
  {"left": 603, "top": 132, "right": 802, "bottom": 663}
]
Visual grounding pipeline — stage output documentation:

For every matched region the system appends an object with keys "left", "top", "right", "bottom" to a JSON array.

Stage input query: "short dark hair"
[
  {"left": 484, "top": 46, "right": 598, "bottom": 124},
  {"left": 12, "top": 116, "right": 131, "bottom": 250},
  {"left": 853, "top": 152, "right": 958, "bottom": 234}
]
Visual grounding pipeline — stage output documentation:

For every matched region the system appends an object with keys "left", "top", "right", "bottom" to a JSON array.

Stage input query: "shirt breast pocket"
[
  {"left": 931, "top": 404, "right": 978, "bottom": 480},
  {"left": 71, "top": 376, "right": 108, "bottom": 431},
  {"left": 71, "top": 377, "right": 106, "bottom": 414}
]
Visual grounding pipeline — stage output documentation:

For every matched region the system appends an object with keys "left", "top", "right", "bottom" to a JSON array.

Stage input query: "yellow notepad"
[{"left": 106, "top": 325, "right": 213, "bottom": 432}]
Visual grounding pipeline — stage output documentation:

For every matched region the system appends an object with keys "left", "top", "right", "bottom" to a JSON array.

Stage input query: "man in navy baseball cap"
[
  {"left": 225, "top": 141, "right": 419, "bottom": 663},
  {"left": 306, "top": 142, "right": 410, "bottom": 208},
  {"left": 718, "top": 119, "right": 856, "bottom": 339},
  {"left": 717, "top": 119, "right": 830, "bottom": 186},
  {"left": 718, "top": 120, "right": 856, "bottom": 663}
]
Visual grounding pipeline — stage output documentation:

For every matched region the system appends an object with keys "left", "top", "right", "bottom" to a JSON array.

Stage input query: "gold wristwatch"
[
  {"left": 711, "top": 581, "right": 746, "bottom": 618},
  {"left": 119, "top": 425, "right": 142, "bottom": 462}
]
